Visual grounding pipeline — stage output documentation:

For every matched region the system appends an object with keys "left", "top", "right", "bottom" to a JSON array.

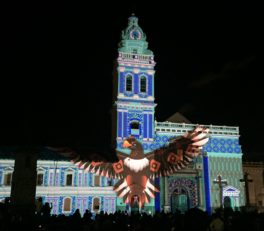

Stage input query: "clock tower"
[{"left": 112, "top": 14, "right": 156, "bottom": 154}]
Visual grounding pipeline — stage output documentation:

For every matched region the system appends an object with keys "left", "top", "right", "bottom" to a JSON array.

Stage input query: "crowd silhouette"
[{"left": 0, "top": 197, "right": 263, "bottom": 231}]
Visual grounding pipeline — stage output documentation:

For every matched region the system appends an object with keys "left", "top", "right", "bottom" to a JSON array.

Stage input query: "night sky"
[{"left": 1, "top": 3, "right": 262, "bottom": 161}]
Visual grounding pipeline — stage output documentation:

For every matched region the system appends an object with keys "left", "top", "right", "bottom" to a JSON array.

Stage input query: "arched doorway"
[
  {"left": 223, "top": 196, "right": 234, "bottom": 208},
  {"left": 168, "top": 178, "right": 198, "bottom": 213},
  {"left": 92, "top": 197, "right": 100, "bottom": 213},
  {"left": 130, "top": 195, "right": 140, "bottom": 213},
  {"left": 171, "top": 188, "right": 189, "bottom": 213},
  {"left": 223, "top": 186, "right": 240, "bottom": 209}
]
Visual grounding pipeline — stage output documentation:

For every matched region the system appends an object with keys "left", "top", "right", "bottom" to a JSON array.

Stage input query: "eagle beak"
[{"left": 123, "top": 140, "right": 132, "bottom": 148}]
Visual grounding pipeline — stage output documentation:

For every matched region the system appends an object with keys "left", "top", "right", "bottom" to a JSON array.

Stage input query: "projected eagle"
[{"left": 51, "top": 126, "right": 209, "bottom": 208}]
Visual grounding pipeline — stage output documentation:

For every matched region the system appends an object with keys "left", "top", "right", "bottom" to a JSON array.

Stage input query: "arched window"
[
  {"left": 65, "top": 170, "right": 74, "bottom": 186},
  {"left": 94, "top": 175, "right": 100, "bottom": 186},
  {"left": 66, "top": 174, "right": 73, "bottom": 186},
  {"left": 4, "top": 172, "right": 12, "bottom": 186},
  {"left": 126, "top": 75, "right": 132, "bottom": 92},
  {"left": 37, "top": 173, "right": 44, "bottom": 186},
  {"left": 63, "top": 197, "right": 72, "bottom": 212},
  {"left": 140, "top": 76, "right": 147, "bottom": 93},
  {"left": 93, "top": 197, "right": 100, "bottom": 213}
]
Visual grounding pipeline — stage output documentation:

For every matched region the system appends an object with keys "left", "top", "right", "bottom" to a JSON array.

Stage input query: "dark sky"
[{"left": 1, "top": 3, "right": 262, "bottom": 161}]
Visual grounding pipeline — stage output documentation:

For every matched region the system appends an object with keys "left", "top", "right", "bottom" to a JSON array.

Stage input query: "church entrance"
[
  {"left": 168, "top": 177, "right": 198, "bottom": 213},
  {"left": 130, "top": 195, "right": 140, "bottom": 214},
  {"left": 223, "top": 186, "right": 240, "bottom": 210},
  {"left": 171, "top": 188, "right": 189, "bottom": 213},
  {"left": 224, "top": 196, "right": 235, "bottom": 208}
]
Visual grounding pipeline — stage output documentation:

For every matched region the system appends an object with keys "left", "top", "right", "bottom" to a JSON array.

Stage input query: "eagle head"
[{"left": 122, "top": 136, "right": 144, "bottom": 159}]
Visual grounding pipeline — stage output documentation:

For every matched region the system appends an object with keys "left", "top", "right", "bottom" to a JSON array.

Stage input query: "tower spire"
[{"left": 118, "top": 15, "right": 153, "bottom": 55}]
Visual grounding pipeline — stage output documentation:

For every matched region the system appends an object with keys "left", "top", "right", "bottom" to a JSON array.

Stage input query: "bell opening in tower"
[{"left": 130, "top": 121, "right": 140, "bottom": 136}]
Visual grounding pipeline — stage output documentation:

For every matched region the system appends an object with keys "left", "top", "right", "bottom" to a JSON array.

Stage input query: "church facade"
[
  {"left": 111, "top": 15, "right": 245, "bottom": 214},
  {"left": 0, "top": 15, "right": 245, "bottom": 215}
]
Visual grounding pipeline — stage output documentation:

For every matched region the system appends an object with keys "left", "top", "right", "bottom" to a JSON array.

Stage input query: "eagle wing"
[
  {"left": 145, "top": 126, "right": 209, "bottom": 178},
  {"left": 46, "top": 147, "right": 128, "bottom": 179}
]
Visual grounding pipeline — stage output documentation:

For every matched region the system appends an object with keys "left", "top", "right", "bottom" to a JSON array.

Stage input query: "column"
[
  {"left": 148, "top": 114, "right": 153, "bottom": 139},
  {"left": 203, "top": 154, "right": 212, "bottom": 214},
  {"left": 199, "top": 172, "right": 204, "bottom": 208},
  {"left": 163, "top": 176, "right": 170, "bottom": 213},
  {"left": 118, "top": 111, "right": 122, "bottom": 138},
  {"left": 143, "top": 113, "right": 148, "bottom": 139},
  {"left": 155, "top": 178, "right": 160, "bottom": 212},
  {"left": 123, "top": 112, "right": 128, "bottom": 138}
]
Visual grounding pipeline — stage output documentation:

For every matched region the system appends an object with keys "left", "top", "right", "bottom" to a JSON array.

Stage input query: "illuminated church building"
[{"left": 0, "top": 15, "right": 245, "bottom": 215}]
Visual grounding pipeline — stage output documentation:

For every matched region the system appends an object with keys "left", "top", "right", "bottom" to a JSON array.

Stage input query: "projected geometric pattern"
[{"left": 118, "top": 136, "right": 241, "bottom": 154}]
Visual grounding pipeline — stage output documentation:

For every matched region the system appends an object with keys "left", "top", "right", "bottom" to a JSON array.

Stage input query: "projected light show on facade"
[{"left": 0, "top": 15, "right": 245, "bottom": 215}]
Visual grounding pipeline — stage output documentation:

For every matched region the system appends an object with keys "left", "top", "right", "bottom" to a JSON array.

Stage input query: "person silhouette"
[
  {"left": 35, "top": 197, "right": 43, "bottom": 215},
  {"left": 83, "top": 209, "right": 92, "bottom": 221},
  {"left": 42, "top": 202, "right": 52, "bottom": 218}
]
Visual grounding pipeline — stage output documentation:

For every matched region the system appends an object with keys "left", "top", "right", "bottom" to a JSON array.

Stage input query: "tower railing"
[{"left": 118, "top": 52, "right": 155, "bottom": 65}]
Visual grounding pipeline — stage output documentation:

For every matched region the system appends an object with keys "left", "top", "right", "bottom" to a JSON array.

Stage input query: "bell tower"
[{"left": 112, "top": 14, "right": 156, "bottom": 154}]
